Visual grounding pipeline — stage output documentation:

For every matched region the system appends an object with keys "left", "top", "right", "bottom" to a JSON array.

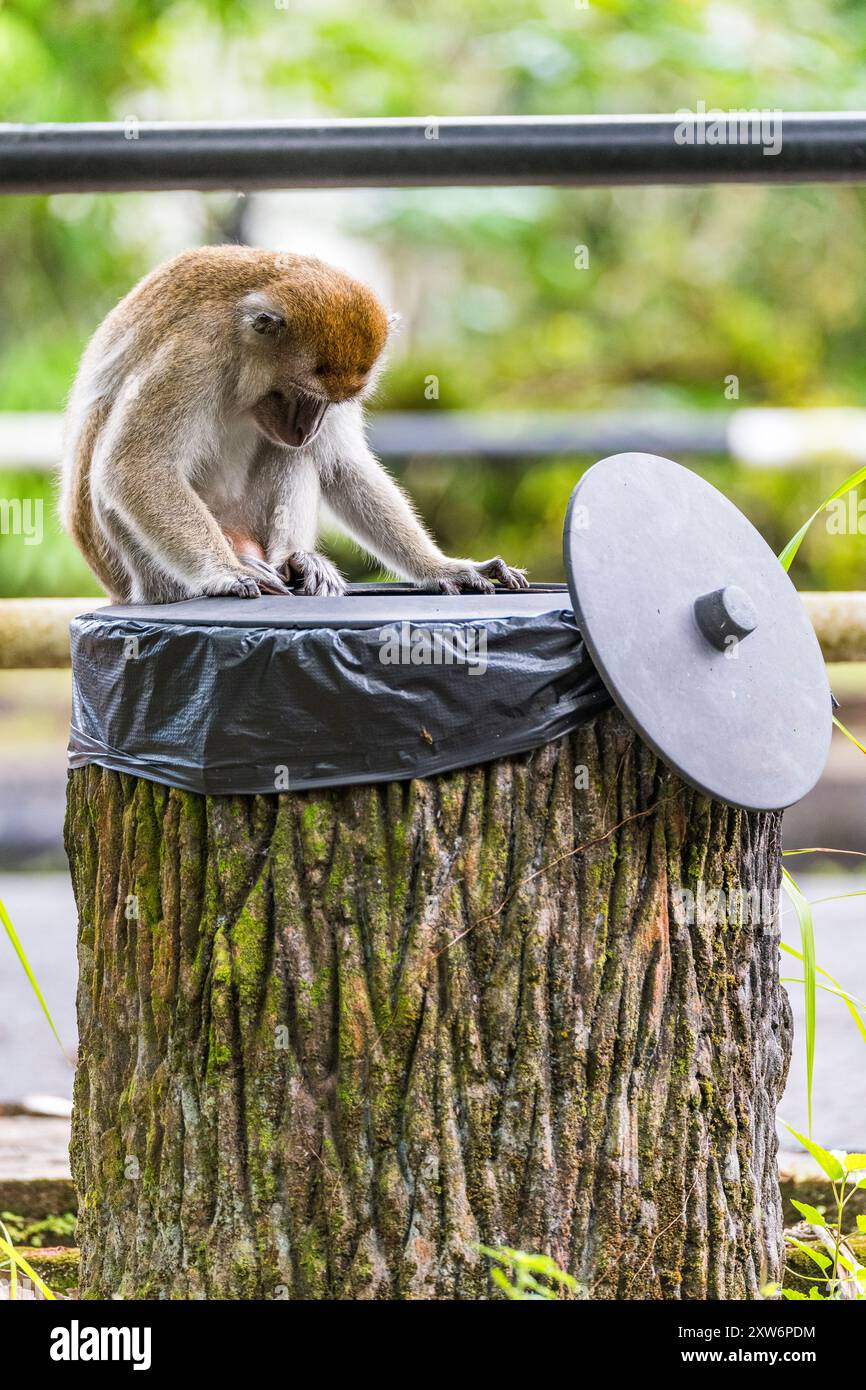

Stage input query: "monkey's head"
[{"left": 241, "top": 256, "right": 391, "bottom": 449}]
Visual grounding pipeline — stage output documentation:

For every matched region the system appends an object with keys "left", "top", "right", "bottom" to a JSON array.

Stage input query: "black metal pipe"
[{"left": 1, "top": 115, "right": 865, "bottom": 194}]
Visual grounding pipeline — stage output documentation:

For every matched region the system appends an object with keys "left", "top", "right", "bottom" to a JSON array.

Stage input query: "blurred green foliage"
[{"left": 1, "top": 0, "right": 866, "bottom": 594}]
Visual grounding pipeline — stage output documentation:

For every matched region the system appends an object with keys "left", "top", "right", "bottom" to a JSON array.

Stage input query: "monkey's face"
[
  {"left": 242, "top": 262, "right": 390, "bottom": 449},
  {"left": 251, "top": 387, "right": 332, "bottom": 450}
]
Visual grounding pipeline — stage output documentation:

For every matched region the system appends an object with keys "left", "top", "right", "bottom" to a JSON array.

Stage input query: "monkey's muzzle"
[{"left": 254, "top": 390, "right": 331, "bottom": 449}]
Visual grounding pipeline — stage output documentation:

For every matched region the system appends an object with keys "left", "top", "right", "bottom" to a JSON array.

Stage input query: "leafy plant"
[
  {"left": 779, "top": 1127, "right": 866, "bottom": 1301},
  {"left": 0, "top": 1210, "right": 76, "bottom": 1249},
  {"left": 477, "top": 1245, "right": 580, "bottom": 1300}
]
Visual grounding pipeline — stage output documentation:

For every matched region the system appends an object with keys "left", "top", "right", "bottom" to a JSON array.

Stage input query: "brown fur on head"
[
  {"left": 239, "top": 255, "right": 391, "bottom": 446},
  {"left": 242, "top": 255, "right": 390, "bottom": 399},
  {"left": 112, "top": 245, "right": 391, "bottom": 447}
]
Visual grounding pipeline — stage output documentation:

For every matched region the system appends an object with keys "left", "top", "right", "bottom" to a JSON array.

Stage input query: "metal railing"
[
  {"left": 1, "top": 114, "right": 865, "bottom": 193},
  {"left": 8, "top": 408, "right": 866, "bottom": 469},
  {"left": 3, "top": 115, "right": 866, "bottom": 666}
]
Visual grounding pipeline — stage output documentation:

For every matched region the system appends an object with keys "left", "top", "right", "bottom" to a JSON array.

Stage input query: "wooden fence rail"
[{"left": 1, "top": 592, "right": 866, "bottom": 669}]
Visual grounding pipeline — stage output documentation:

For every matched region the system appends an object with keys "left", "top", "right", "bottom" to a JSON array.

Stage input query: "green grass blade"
[
  {"left": 515, "top": 1273, "right": 558, "bottom": 1299},
  {"left": 780, "top": 938, "right": 866, "bottom": 1004},
  {"left": 833, "top": 715, "right": 866, "bottom": 757},
  {"left": 780, "top": 940, "right": 866, "bottom": 1045},
  {"left": 0, "top": 892, "right": 63, "bottom": 1051},
  {"left": 489, "top": 1266, "right": 513, "bottom": 1296},
  {"left": 781, "top": 977, "right": 866, "bottom": 1041},
  {"left": 778, "top": 464, "right": 866, "bottom": 572},
  {"left": 783, "top": 847, "right": 866, "bottom": 859},
  {"left": 778, "top": 517, "right": 817, "bottom": 574},
  {"left": 0, "top": 1234, "right": 55, "bottom": 1300},
  {"left": 828, "top": 991, "right": 866, "bottom": 1044},
  {"left": 807, "top": 891, "right": 866, "bottom": 906},
  {"left": 781, "top": 869, "right": 816, "bottom": 1135},
  {"left": 0, "top": 1221, "right": 16, "bottom": 1300}
]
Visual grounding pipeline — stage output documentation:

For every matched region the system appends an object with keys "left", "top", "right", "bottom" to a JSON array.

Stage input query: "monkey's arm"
[
  {"left": 97, "top": 404, "right": 270, "bottom": 601},
  {"left": 259, "top": 452, "right": 347, "bottom": 596},
  {"left": 321, "top": 443, "right": 528, "bottom": 593}
]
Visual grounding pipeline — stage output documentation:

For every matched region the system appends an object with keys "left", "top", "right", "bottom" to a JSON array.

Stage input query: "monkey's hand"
[
  {"left": 222, "top": 532, "right": 293, "bottom": 595},
  {"left": 278, "top": 550, "right": 347, "bottom": 597},
  {"left": 235, "top": 556, "right": 292, "bottom": 596},
  {"left": 420, "top": 557, "right": 529, "bottom": 596},
  {"left": 201, "top": 561, "right": 290, "bottom": 600}
]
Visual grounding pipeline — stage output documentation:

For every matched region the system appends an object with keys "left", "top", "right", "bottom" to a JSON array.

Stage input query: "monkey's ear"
[
  {"left": 251, "top": 310, "right": 286, "bottom": 336},
  {"left": 387, "top": 311, "right": 402, "bottom": 333}
]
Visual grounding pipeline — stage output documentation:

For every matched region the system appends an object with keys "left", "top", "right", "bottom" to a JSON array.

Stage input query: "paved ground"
[
  {"left": 0, "top": 871, "right": 864, "bottom": 1150},
  {"left": 777, "top": 874, "right": 866, "bottom": 1148},
  {"left": 0, "top": 1115, "right": 72, "bottom": 1180},
  {"left": 0, "top": 874, "right": 77, "bottom": 1101}
]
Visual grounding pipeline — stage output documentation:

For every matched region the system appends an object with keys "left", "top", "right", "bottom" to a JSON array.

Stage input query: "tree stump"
[{"left": 66, "top": 707, "right": 790, "bottom": 1300}]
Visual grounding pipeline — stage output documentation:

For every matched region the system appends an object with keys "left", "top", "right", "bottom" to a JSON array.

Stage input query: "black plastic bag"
[{"left": 68, "top": 584, "right": 610, "bottom": 795}]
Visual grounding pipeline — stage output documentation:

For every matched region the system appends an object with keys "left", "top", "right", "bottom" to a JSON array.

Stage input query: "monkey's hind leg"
[{"left": 63, "top": 408, "right": 136, "bottom": 601}]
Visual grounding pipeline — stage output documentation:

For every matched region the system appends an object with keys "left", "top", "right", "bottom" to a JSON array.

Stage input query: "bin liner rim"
[
  {"left": 67, "top": 584, "right": 610, "bottom": 796},
  {"left": 74, "top": 582, "right": 575, "bottom": 633}
]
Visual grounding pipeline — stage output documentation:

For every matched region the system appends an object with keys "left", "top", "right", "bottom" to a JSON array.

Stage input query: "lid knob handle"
[{"left": 694, "top": 585, "right": 758, "bottom": 651}]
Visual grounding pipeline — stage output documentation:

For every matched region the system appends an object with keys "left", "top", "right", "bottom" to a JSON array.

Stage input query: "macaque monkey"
[{"left": 60, "top": 246, "right": 528, "bottom": 603}]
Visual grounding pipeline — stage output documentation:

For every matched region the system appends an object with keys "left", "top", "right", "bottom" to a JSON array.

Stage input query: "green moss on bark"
[{"left": 66, "top": 709, "right": 789, "bottom": 1300}]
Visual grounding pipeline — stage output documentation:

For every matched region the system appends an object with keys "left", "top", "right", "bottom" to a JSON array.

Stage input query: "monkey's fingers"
[
  {"left": 279, "top": 550, "right": 347, "bottom": 597},
  {"left": 422, "top": 557, "right": 528, "bottom": 595},
  {"left": 458, "top": 573, "right": 497, "bottom": 594},
  {"left": 228, "top": 574, "right": 262, "bottom": 599},
  {"left": 421, "top": 571, "right": 494, "bottom": 595},
  {"left": 429, "top": 576, "right": 465, "bottom": 596},
  {"left": 237, "top": 554, "right": 293, "bottom": 596},
  {"left": 475, "top": 557, "right": 530, "bottom": 590}
]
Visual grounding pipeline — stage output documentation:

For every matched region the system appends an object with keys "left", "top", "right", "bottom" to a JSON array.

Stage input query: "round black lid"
[{"left": 563, "top": 453, "right": 831, "bottom": 811}]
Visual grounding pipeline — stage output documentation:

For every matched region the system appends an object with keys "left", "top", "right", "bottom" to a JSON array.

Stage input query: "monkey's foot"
[
  {"left": 279, "top": 551, "right": 347, "bottom": 597},
  {"left": 422, "top": 557, "right": 530, "bottom": 596}
]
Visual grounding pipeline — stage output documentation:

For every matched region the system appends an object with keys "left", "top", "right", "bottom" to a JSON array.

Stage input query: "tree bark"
[{"left": 66, "top": 708, "right": 791, "bottom": 1300}]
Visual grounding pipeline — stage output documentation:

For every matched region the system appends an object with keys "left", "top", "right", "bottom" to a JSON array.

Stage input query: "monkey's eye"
[
  {"left": 314, "top": 363, "right": 331, "bottom": 376},
  {"left": 252, "top": 312, "right": 285, "bottom": 336}
]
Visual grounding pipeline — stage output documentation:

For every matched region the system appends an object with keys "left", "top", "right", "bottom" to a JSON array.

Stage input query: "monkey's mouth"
[{"left": 253, "top": 390, "right": 331, "bottom": 449}]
